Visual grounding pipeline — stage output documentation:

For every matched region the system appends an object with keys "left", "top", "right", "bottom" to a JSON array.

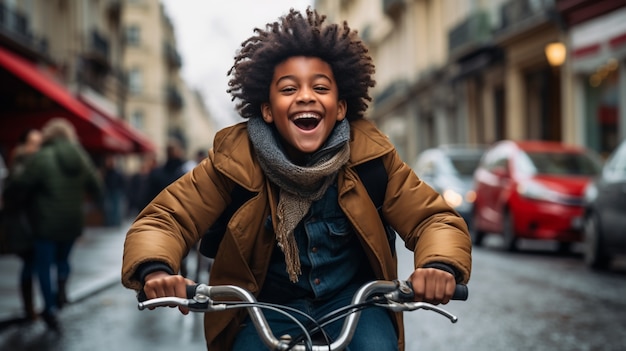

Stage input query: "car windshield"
[
  {"left": 448, "top": 154, "right": 483, "bottom": 176},
  {"left": 519, "top": 151, "right": 601, "bottom": 176}
]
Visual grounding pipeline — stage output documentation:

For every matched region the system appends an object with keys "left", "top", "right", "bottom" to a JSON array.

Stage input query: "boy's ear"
[
  {"left": 337, "top": 99, "right": 347, "bottom": 121},
  {"left": 261, "top": 103, "right": 273, "bottom": 123}
]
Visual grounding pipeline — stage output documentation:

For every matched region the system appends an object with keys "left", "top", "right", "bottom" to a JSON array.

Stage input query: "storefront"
[
  {"left": 569, "top": 7, "right": 626, "bottom": 157},
  {"left": 0, "top": 46, "right": 154, "bottom": 158},
  {"left": 0, "top": 46, "right": 157, "bottom": 226}
]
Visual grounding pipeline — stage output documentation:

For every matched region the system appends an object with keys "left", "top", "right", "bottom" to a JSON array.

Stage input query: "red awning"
[
  {"left": 80, "top": 99, "right": 156, "bottom": 154},
  {"left": 0, "top": 46, "right": 133, "bottom": 154},
  {"left": 109, "top": 118, "right": 156, "bottom": 154}
]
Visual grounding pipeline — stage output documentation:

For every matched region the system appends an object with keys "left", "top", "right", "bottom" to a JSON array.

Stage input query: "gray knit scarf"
[{"left": 247, "top": 117, "right": 351, "bottom": 282}]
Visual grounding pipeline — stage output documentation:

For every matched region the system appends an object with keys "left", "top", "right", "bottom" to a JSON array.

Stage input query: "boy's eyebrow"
[{"left": 275, "top": 73, "right": 333, "bottom": 85}]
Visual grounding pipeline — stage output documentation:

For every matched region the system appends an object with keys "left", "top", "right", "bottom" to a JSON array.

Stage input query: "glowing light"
[
  {"left": 443, "top": 189, "right": 463, "bottom": 208},
  {"left": 545, "top": 42, "right": 566, "bottom": 67}
]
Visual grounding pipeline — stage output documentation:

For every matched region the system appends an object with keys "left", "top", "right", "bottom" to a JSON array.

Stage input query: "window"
[
  {"left": 128, "top": 68, "right": 143, "bottom": 94},
  {"left": 125, "top": 25, "right": 141, "bottom": 46},
  {"left": 523, "top": 151, "right": 601, "bottom": 176},
  {"left": 449, "top": 154, "right": 483, "bottom": 177},
  {"left": 130, "top": 109, "right": 145, "bottom": 130}
]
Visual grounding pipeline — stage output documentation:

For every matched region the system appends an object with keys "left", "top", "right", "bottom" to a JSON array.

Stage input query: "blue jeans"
[
  {"left": 232, "top": 284, "right": 399, "bottom": 351},
  {"left": 104, "top": 191, "right": 123, "bottom": 226},
  {"left": 34, "top": 238, "right": 75, "bottom": 314}
]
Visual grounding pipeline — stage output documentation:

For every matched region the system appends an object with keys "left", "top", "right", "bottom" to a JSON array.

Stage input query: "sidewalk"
[{"left": 0, "top": 219, "right": 131, "bottom": 323}]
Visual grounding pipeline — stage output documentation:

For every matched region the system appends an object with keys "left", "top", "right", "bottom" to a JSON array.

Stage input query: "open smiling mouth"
[{"left": 293, "top": 114, "right": 321, "bottom": 131}]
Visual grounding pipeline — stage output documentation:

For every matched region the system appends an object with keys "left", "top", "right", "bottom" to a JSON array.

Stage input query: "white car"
[{"left": 413, "top": 144, "right": 487, "bottom": 227}]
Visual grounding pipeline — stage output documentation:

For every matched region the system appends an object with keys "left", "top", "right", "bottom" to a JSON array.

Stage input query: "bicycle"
[{"left": 138, "top": 279, "right": 468, "bottom": 351}]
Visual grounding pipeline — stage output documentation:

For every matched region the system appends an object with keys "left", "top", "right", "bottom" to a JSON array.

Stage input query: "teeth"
[{"left": 293, "top": 113, "right": 320, "bottom": 120}]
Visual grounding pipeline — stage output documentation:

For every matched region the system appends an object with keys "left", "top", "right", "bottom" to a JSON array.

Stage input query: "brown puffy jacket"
[{"left": 121, "top": 119, "right": 472, "bottom": 350}]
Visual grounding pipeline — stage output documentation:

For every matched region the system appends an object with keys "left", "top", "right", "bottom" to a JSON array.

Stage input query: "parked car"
[
  {"left": 582, "top": 139, "right": 626, "bottom": 269},
  {"left": 471, "top": 140, "right": 603, "bottom": 252},
  {"left": 413, "top": 144, "right": 487, "bottom": 226}
]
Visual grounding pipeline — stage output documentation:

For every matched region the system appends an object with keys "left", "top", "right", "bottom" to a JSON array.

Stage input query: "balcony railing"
[
  {"left": 448, "top": 10, "right": 491, "bottom": 60},
  {"left": 164, "top": 42, "right": 182, "bottom": 69},
  {"left": 0, "top": 3, "right": 28, "bottom": 34},
  {"left": 497, "top": 0, "right": 555, "bottom": 33},
  {"left": 166, "top": 85, "right": 184, "bottom": 110},
  {"left": 80, "top": 29, "right": 111, "bottom": 75},
  {"left": 0, "top": 3, "right": 48, "bottom": 55},
  {"left": 106, "top": 0, "right": 122, "bottom": 23},
  {"left": 90, "top": 30, "right": 110, "bottom": 62}
]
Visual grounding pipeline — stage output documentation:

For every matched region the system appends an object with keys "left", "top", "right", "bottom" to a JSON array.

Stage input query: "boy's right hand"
[{"left": 143, "top": 271, "right": 196, "bottom": 315}]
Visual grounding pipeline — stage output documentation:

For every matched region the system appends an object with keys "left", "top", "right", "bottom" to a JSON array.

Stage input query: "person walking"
[
  {"left": 11, "top": 118, "right": 103, "bottom": 331},
  {"left": 144, "top": 138, "right": 189, "bottom": 206},
  {"left": 2, "top": 128, "right": 43, "bottom": 322},
  {"left": 126, "top": 153, "right": 156, "bottom": 218},
  {"left": 143, "top": 138, "right": 192, "bottom": 277},
  {"left": 102, "top": 154, "right": 126, "bottom": 227}
]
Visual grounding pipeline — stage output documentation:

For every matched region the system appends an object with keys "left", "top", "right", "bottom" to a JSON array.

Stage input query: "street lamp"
[{"left": 545, "top": 42, "right": 566, "bottom": 67}]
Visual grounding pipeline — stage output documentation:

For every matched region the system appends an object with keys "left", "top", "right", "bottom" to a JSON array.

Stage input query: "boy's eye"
[
  {"left": 277, "top": 84, "right": 330, "bottom": 94},
  {"left": 314, "top": 86, "right": 330, "bottom": 92},
  {"left": 279, "top": 86, "right": 297, "bottom": 93}
]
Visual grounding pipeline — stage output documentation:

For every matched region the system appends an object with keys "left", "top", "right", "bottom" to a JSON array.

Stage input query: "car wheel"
[
  {"left": 583, "top": 214, "right": 611, "bottom": 270},
  {"left": 470, "top": 211, "right": 485, "bottom": 247},
  {"left": 502, "top": 211, "right": 518, "bottom": 252},
  {"left": 557, "top": 242, "right": 572, "bottom": 255}
]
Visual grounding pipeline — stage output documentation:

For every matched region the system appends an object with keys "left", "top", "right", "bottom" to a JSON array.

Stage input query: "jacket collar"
[
  {"left": 347, "top": 118, "right": 395, "bottom": 167},
  {"left": 211, "top": 119, "right": 394, "bottom": 191}
]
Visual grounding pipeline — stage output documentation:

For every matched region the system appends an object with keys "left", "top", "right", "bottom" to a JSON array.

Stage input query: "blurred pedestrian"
[
  {"left": 11, "top": 118, "right": 103, "bottom": 331},
  {"left": 126, "top": 153, "right": 156, "bottom": 218},
  {"left": 102, "top": 154, "right": 126, "bottom": 227},
  {"left": 1, "top": 128, "right": 42, "bottom": 321},
  {"left": 144, "top": 138, "right": 188, "bottom": 205},
  {"left": 144, "top": 138, "right": 191, "bottom": 276}
]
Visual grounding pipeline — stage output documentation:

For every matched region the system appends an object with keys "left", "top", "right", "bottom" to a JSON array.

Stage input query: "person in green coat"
[
  {"left": 13, "top": 117, "right": 103, "bottom": 331},
  {"left": 2, "top": 128, "right": 43, "bottom": 321}
]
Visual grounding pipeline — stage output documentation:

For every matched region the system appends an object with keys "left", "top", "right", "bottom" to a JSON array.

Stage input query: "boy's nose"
[{"left": 296, "top": 87, "right": 315, "bottom": 103}]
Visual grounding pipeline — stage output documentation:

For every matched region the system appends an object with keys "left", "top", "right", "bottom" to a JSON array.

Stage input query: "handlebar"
[{"left": 137, "top": 280, "right": 467, "bottom": 351}]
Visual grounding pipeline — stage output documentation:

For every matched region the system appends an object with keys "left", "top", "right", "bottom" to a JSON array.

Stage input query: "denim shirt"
[{"left": 259, "top": 184, "right": 372, "bottom": 302}]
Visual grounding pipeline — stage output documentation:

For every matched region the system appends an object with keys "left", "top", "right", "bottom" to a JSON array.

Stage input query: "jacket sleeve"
[
  {"left": 381, "top": 149, "right": 472, "bottom": 284},
  {"left": 121, "top": 153, "right": 234, "bottom": 291}
]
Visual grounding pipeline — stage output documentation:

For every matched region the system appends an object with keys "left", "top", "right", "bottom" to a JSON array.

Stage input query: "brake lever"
[{"left": 383, "top": 301, "right": 459, "bottom": 323}]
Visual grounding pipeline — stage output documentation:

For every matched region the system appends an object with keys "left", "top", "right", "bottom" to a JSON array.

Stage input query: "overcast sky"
[{"left": 161, "top": 0, "right": 314, "bottom": 129}]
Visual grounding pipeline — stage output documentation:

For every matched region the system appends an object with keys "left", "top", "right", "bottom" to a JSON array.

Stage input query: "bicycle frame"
[{"left": 138, "top": 280, "right": 467, "bottom": 351}]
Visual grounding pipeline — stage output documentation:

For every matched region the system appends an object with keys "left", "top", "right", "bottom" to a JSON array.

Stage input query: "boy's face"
[{"left": 261, "top": 56, "right": 346, "bottom": 161}]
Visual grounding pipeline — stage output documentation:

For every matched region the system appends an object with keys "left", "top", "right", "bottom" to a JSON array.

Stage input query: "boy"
[{"left": 122, "top": 7, "right": 471, "bottom": 350}]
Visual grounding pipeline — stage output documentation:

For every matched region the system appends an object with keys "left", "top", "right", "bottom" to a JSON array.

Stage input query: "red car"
[{"left": 471, "top": 140, "right": 603, "bottom": 252}]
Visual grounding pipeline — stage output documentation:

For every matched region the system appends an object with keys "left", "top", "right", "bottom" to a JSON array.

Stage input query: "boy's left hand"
[{"left": 408, "top": 268, "right": 456, "bottom": 305}]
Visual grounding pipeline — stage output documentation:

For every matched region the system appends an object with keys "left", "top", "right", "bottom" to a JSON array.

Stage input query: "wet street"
[
  {"left": 0, "top": 233, "right": 625, "bottom": 351},
  {"left": 400, "top": 236, "right": 626, "bottom": 351}
]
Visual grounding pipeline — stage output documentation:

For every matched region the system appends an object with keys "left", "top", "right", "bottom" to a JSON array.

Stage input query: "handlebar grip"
[
  {"left": 404, "top": 280, "right": 468, "bottom": 301},
  {"left": 452, "top": 284, "right": 468, "bottom": 301},
  {"left": 137, "top": 283, "right": 201, "bottom": 302},
  {"left": 186, "top": 284, "right": 200, "bottom": 298},
  {"left": 137, "top": 289, "right": 147, "bottom": 302}
]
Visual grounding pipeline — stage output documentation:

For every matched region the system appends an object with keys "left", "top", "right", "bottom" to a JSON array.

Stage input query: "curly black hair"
[{"left": 227, "top": 7, "right": 376, "bottom": 121}]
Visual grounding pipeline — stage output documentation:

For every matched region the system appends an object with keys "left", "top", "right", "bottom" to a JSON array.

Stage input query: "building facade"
[
  {"left": 0, "top": 0, "right": 216, "bottom": 167},
  {"left": 0, "top": 0, "right": 139, "bottom": 157},
  {"left": 314, "top": 0, "right": 625, "bottom": 162},
  {"left": 557, "top": 0, "right": 626, "bottom": 158},
  {"left": 122, "top": 0, "right": 215, "bottom": 163}
]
